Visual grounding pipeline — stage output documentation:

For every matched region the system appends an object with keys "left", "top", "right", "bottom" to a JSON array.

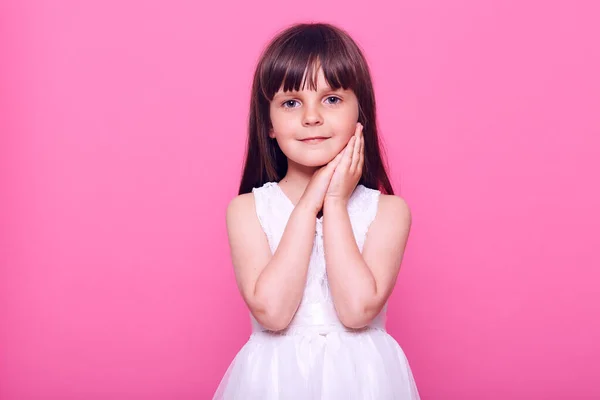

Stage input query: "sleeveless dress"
[{"left": 213, "top": 182, "right": 420, "bottom": 400}]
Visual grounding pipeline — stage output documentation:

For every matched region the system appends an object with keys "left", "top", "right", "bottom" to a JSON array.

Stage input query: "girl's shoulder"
[
  {"left": 347, "top": 186, "right": 411, "bottom": 233},
  {"left": 225, "top": 182, "right": 277, "bottom": 225},
  {"left": 226, "top": 192, "right": 255, "bottom": 226},
  {"left": 355, "top": 184, "right": 410, "bottom": 215},
  {"left": 375, "top": 193, "right": 412, "bottom": 228}
]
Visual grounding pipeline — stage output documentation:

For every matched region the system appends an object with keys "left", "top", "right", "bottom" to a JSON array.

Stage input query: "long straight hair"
[{"left": 238, "top": 23, "right": 394, "bottom": 196}]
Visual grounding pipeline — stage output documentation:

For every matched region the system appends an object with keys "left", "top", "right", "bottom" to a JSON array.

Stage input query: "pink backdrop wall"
[{"left": 1, "top": 0, "right": 599, "bottom": 399}]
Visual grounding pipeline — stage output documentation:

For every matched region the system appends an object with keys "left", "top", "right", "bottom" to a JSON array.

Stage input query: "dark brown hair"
[{"left": 238, "top": 22, "right": 394, "bottom": 195}]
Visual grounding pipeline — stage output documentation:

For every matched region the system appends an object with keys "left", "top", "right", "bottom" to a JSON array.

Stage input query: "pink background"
[{"left": 1, "top": 0, "right": 599, "bottom": 399}]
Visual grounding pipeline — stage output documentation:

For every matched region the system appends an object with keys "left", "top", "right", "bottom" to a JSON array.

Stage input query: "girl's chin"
[{"left": 289, "top": 154, "right": 337, "bottom": 169}]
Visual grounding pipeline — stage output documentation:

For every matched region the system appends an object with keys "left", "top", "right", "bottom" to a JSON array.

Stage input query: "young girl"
[{"left": 214, "top": 22, "right": 420, "bottom": 399}]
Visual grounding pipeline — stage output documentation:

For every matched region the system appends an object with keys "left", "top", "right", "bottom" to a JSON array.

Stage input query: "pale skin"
[{"left": 226, "top": 68, "right": 412, "bottom": 330}]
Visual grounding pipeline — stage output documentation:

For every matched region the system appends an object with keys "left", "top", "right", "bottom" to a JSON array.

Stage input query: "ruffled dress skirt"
[{"left": 213, "top": 325, "right": 420, "bottom": 399}]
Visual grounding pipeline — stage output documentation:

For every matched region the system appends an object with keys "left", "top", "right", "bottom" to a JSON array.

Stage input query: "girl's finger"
[
  {"left": 329, "top": 152, "right": 344, "bottom": 168},
  {"left": 357, "top": 136, "right": 364, "bottom": 174},
  {"left": 350, "top": 129, "right": 361, "bottom": 174},
  {"left": 324, "top": 152, "right": 344, "bottom": 175},
  {"left": 340, "top": 136, "right": 355, "bottom": 169}
]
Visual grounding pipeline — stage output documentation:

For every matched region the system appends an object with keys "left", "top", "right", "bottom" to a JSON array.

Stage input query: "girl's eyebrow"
[{"left": 274, "top": 87, "right": 343, "bottom": 98}]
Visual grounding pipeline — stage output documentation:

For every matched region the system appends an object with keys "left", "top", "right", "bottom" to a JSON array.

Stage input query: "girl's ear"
[{"left": 268, "top": 128, "right": 276, "bottom": 139}]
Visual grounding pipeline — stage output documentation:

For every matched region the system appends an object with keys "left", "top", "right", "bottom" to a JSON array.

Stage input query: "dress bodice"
[{"left": 250, "top": 182, "right": 386, "bottom": 335}]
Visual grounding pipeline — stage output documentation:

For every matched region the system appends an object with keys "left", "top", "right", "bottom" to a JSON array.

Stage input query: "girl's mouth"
[{"left": 301, "top": 137, "right": 329, "bottom": 144}]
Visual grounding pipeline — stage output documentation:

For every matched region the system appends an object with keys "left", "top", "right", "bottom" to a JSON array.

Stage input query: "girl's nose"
[{"left": 302, "top": 104, "right": 323, "bottom": 127}]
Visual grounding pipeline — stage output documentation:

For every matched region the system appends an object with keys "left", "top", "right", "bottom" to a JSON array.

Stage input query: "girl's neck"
[{"left": 278, "top": 159, "right": 319, "bottom": 205}]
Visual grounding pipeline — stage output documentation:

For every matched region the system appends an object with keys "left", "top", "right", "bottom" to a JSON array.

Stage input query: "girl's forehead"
[{"left": 275, "top": 67, "right": 331, "bottom": 94}]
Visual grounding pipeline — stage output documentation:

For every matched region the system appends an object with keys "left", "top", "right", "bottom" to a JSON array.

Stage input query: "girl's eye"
[
  {"left": 281, "top": 96, "right": 341, "bottom": 109},
  {"left": 282, "top": 100, "right": 300, "bottom": 109},
  {"left": 325, "top": 96, "right": 342, "bottom": 105}
]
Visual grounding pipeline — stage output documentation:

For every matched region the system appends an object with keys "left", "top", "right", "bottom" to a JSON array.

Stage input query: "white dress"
[{"left": 214, "top": 182, "right": 420, "bottom": 400}]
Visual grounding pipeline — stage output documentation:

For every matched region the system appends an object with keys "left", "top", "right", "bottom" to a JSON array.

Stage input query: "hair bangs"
[{"left": 259, "top": 26, "right": 359, "bottom": 101}]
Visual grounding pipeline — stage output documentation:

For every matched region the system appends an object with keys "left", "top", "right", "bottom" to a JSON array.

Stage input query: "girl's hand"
[
  {"left": 297, "top": 151, "right": 344, "bottom": 216},
  {"left": 325, "top": 123, "right": 364, "bottom": 206}
]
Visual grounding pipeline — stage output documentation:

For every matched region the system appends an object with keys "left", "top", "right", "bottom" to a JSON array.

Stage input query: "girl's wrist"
[
  {"left": 324, "top": 196, "right": 348, "bottom": 210},
  {"left": 296, "top": 197, "right": 320, "bottom": 217}
]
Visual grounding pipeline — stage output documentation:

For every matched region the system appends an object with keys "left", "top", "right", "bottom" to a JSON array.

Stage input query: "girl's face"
[{"left": 269, "top": 68, "right": 359, "bottom": 168}]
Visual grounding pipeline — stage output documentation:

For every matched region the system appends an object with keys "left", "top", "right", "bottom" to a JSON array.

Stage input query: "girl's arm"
[
  {"left": 226, "top": 195, "right": 317, "bottom": 331},
  {"left": 322, "top": 122, "right": 412, "bottom": 329},
  {"left": 226, "top": 153, "right": 344, "bottom": 332},
  {"left": 323, "top": 195, "right": 412, "bottom": 329}
]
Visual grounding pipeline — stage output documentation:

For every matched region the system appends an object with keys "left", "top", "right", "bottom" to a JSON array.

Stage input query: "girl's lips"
[{"left": 301, "top": 137, "right": 329, "bottom": 144}]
